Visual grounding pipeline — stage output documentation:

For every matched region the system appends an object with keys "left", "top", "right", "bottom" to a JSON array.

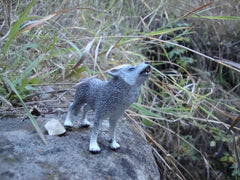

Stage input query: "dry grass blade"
[
  {"left": 228, "top": 115, "right": 240, "bottom": 132},
  {"left": 140, "top": 0, "right": 152, "bottom": 11},
  {"left": 19, "top": 14, "right": 56, "bottom": 34},
  {"left": 125, "top": 111, "right": 194, "bottom": 180},
  {"left": 19, "top": 7, "right": 107, "bottom": 35},
  {"left": 94, "top": 35, "right": 103, "bottom": 73},
  {"left": 0, "top": 95, "right": 13, "bottom": 108},
  {"left": 232, "top": 133, "right": 240, "bottom": 173},
  {"left": 148, "top": 37, "right": 240, "bottom": 73},
  {"left": 215, "top": 58, "right": 240, "bottom": 70},
  {"left": 177, "top": 2, "right": 213, "bottom": 21}
]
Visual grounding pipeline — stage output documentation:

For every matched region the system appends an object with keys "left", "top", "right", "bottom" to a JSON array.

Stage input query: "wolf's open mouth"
[{"left": 140, "top": 66, "right": 151, "bottom": 76}]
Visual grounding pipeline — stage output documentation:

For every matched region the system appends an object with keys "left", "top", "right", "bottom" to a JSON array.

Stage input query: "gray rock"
[
  {"left": 40, "top": 86, "right": 55, "bottom": 100},
  {"left": 0, "top": 114, "right": 160, "bottom": 180},
  {"left": 44, "top": 118, "right": 66, "bottom": 135}
]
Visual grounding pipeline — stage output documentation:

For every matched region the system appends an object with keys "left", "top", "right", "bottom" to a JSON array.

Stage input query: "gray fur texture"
[{"left": 64, "top": 61, "right": 151, "bottom": 153}]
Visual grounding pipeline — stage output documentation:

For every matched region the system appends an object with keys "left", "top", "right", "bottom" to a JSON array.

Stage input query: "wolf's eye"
[{"left": 128, "top": 67, "right": 135, "bottom": 71}]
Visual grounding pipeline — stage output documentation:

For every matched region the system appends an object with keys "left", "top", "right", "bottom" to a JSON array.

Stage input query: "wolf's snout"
[{"left": 140, "top": 65, "right": 151, "bottom": 76}]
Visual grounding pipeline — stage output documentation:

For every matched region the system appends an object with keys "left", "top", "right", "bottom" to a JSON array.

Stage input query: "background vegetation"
[{"left": 0, "top": 0, "right": 240, "bottom": 179}]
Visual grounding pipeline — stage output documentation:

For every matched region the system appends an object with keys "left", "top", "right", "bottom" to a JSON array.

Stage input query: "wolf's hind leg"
[
  {"left": 81, "top": 104, "right": 91, "bottom": 127},
  {"left": 64, "top": 101, "right": 83, "bottom": 127}
]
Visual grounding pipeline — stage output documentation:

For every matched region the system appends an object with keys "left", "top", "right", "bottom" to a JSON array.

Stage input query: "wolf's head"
[{"left": 108, "top": 62, "right": 151, "bottom": 86}]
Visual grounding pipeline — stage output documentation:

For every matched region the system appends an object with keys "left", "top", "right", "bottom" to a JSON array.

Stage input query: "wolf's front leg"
[
  {"left": 89, "top": 117, "right": 102, "bottom": 153},
  {"left": 109, "top": 117, "right": 120, "bottom": 150}
]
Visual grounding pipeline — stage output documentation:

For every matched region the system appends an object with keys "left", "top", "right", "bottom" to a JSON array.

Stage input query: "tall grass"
[{"left": 0, "top": 0, "right": 240, "bottom": 179}]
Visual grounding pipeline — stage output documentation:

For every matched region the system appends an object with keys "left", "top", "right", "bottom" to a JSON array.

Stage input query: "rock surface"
[{"left": 0, "top": 113, "right": 160, "bottom": 180}]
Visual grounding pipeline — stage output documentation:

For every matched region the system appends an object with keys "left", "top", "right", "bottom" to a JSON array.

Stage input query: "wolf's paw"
[
  {"left": 64, "top": 120, "right": 73, "bottom": 127},
  {"left": 110, "top": 141, "right": 120, "bottom": 150},
  {"left": 89, "top": 142, "right": 101, "bottom": 154},
  {"left": 82, "top": 119, "right": 90, "bottom": 128},
  {"left": 64, "top": 120, "right": 73, "bottom": 131}
]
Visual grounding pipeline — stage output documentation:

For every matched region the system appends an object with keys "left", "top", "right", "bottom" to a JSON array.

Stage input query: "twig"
[
  {"left": 0, "top": 95, "right": 13, "bottom": 108},
  {"left": 25, "top": 89, "right": 69, "bottom": 99}
]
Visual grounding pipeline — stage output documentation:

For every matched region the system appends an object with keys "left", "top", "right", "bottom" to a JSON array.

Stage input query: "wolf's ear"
[{"left": 108, "top": 68, "right": 120, "bottom": 77}]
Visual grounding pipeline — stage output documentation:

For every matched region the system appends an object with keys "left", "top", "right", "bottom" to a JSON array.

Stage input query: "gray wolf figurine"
[{"left": 64, "top": 61, "right": 151, "bottom": 153}]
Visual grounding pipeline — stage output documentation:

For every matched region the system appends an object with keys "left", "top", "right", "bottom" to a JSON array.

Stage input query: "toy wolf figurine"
[{"left": 64, "top": 61, "right": 151, "bottom": 153}]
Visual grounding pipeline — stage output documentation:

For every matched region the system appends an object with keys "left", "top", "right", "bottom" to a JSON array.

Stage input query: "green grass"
[
  {"left": 0, "top": 0, "right": 240, "bottom": 179},
  {"left": 2, "top": 77, "right": 47, "bottom": 144}
]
